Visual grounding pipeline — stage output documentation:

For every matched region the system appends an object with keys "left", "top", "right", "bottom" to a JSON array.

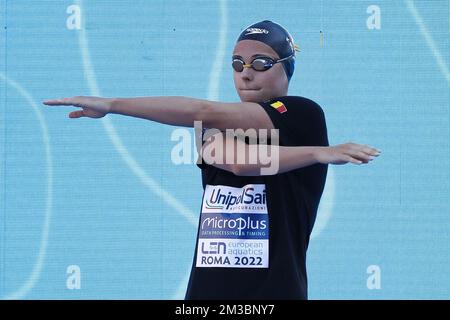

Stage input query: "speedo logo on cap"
[{"left": 245, "top": 28, "right": 269, "bottom": 35}]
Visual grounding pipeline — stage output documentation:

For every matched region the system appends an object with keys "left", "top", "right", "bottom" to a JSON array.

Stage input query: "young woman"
[{"left": 43, "top": 20, "right": 381, "bottom": 299}]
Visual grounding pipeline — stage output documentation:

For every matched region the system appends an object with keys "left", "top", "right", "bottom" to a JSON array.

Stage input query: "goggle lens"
[{"left": 232, "top": 57, "right": 274, "bottom": 72}]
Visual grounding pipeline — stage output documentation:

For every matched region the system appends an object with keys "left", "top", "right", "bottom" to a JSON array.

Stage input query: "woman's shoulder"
[{"left": 264, "top": 95, "right": 325, "bottom": 115}]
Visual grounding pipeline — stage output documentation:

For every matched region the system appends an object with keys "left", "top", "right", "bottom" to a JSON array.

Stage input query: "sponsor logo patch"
[
  {"left": 270, "top": 101, "right": 287, "bottom": 113},
  {"left": 196, "top": 184, "right": 269, "bottom": 268}
]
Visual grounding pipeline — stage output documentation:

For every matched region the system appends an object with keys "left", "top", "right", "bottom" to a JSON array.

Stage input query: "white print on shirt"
[{"left": 196, "top": 184, "right": 269, "bottom": 268}]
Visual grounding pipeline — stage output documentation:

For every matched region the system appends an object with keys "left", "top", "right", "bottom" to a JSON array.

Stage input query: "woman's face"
[{"left": 232, "top": 40, "right": 289, "bottom": 103}]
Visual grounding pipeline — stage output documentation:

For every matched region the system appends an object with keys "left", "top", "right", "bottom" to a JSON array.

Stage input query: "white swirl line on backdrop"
[
  {"left": 0, "top": 73, "right": 54, "bottom": 300},
  {"left": 405, "top": 0, "right": 450, "bottom": 86},
  {"left": 171, "top": 0, "right": 230, "bottom": 300},
  {"left": 74, "top": 0, "right": 199, "bottom": 300},
  {"left": 311, "top": 169, "right": 334, "bottom": 240},
  {"left": 75, "top": 0, "right": 198, "bottom": 227}
]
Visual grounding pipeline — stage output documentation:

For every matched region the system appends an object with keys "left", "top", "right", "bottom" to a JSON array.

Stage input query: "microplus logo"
[
  {"left": 244, "top": 28, "right": 269, "bottom": 35},
  {"left": 201, "top": 216, "right": 267, "bottom": 232},
  {"left": 203, "top": 184, "right": 267, "bottom": 213}
]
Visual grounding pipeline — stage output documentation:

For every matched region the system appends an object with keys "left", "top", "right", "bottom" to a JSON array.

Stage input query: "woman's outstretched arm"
[
  {"left": 198, "top": 130, "right": 381, "bottom": 176},
  {"left": 43, "top": 95, "right": 275, "bottom": 131}
]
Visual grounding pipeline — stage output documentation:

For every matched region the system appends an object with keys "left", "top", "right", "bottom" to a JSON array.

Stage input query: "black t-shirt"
[{"left": 185, "top": 96, "right": 329, "bottom": 300}]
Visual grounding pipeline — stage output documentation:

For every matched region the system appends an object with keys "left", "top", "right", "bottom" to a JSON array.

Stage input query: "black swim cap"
[{"left": 236, "top": 20, "right": 298, "bottom": 81}]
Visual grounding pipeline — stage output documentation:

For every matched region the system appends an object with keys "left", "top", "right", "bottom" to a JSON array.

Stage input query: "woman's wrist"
[
  {"left": 108, "top": 97, "right": 120, "bottom": 114},
  {"left": 312, "top": 146, "right": 328, "bottom": 164}
]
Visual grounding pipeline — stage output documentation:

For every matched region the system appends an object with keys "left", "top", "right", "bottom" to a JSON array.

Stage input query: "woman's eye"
[
  {"left": 256, "top": 57, "right": 275, "bottom": 63},
  {"left": 253, "top": 58, "right": 269, "bottom": 64}
]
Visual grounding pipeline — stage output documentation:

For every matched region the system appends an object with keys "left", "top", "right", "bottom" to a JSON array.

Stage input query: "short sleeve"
[
  {"left": 259, "top": 96, "right": 329, "bottom": 221},
  {"left": 257, "top": 96, "right": 329, "bottom": 148}
]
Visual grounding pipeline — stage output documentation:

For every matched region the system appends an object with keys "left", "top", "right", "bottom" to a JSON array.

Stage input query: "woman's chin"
[{"left": 239, "top": 90, "right": 264, "bottom": 102}]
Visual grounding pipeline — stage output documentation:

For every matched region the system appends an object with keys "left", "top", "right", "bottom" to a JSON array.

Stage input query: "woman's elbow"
[
  {"left": 233, "top": 164, "right": 282, "bottom": 176},
  {"left": 232, "top": 164, "right": 260, "bottom": 176}
]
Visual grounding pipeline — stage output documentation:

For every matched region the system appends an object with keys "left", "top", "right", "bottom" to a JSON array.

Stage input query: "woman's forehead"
[{"left": 233, "top": 40, "right": 280, "bottom": 59}]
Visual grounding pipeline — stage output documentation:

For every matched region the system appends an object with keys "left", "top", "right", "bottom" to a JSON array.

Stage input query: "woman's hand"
[
  {"left": 43, "top": 96, "right": 114, "bottom": 119},
  {"left": 315, "top": 143, "right": 381, "bottom": 165}
]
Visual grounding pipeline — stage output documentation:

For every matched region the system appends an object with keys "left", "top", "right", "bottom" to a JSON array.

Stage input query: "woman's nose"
[{"left": 240, "top": 66, "right": 254, "bottom": 81}]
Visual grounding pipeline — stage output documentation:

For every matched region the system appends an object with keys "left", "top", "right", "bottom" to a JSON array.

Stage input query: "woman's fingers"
[
  {"left": 43, "top": 97, "right": 75, "bottom": 106},
  {"left": 345, "top": 143, "right": 380, "bottom": 155},
  {"left": 355, "top": 150, "right": 375, "bottom": 161},
  {"left": 345, "top": 143, "right": 381, "bottom": 161},
  {"left": 331, "top": 143, "right": 381, "bottom": 165},
  {"left": 348, "top": 149, "right": 379, "bottom": 164},
  {"left": 361, "top": 145, "right": 381, "bottom": 156},
  {"left": 341, "top": 150, "right": 372, "bottom": 164},
  {"left": 345, "top": 155, "right": 363, "bottom": 165},
  {"left": 69, "top": 110, "right": 85, "bottom": 118},
  {"left": 362, "top": 145, "right": 381, "bottom": 156},
  {"left": 325, "top": 144, "right": 382, "bottom": 165}
]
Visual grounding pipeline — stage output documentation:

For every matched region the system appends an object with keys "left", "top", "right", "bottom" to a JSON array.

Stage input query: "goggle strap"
[{"left": 276, "top": 54, "right": 295, "bottom": 63}]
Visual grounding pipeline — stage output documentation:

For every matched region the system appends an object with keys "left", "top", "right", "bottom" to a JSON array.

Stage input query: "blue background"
[{"left": 0, "top": 0, "right": 449, "bottom": 299}]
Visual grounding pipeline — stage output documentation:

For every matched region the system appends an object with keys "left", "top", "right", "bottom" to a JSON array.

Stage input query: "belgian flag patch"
[{"left": 270, "top": 101, "right": 287, "bottom": 113}]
